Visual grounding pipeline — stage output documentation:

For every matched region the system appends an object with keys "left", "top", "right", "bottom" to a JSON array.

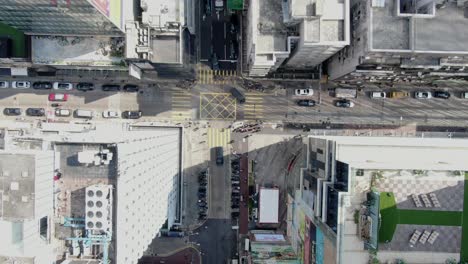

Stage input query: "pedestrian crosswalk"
[
  {"left": 171, "top": 91, "right": 192, "bottom": 120},
  {"left": 207, "top": 128, "right": 231, "bottom": 148},
  {"left": 243, "top": 93, "right": 264, "bottom": 120},
  {"left": 197, "top": 67, "right": 237, "bottom": 85}
]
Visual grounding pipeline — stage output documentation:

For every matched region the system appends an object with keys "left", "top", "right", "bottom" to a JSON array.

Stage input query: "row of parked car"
[
  {"left": 0, "top": 81, "right": 139, "bottom": 92},
  {"left": 231, "top": 157, "right": 241, "bottom": 219},
  {"left": 198, "top": 170, "right": 208, "bottom": 221},
  {"left": 3, "top": 107, "right": 142, "bottom": 119}
]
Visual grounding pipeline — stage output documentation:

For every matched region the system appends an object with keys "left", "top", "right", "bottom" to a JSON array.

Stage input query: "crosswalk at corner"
[
  {"left": 171, "top": 91, "right": 192, "bottom": 120},
  {"left": 243, "top": 93, "right": 264, "bottom": 120},
  {"left": 197, "top": 67, "right": 237, "bottom": 85},
  {"left": 207, "top": 128, "right": 231, "bottom": 148}
]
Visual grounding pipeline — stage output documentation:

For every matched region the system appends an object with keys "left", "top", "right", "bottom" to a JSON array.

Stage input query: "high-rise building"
[
  {"left": 244, "top": 0, "right": 349, "bottom": 77},
  {"left": 289, "top": 136, "right": 468, "bottom": 264},
  {"left": 0, "top": 123, "right": 182, "bottom": 264},
  {"left": 326, "top": 0, "right": 468, "bottom": 84},
  {"left": 0, "top": 150, "right": 56, "bottom": 263},
  {"left": 0, "top": 0, "right": 124, "bottom": 35}
]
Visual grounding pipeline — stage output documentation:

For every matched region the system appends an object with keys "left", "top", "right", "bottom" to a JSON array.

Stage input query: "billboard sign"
[{"left": 89, "top": 0, "right": 122, "bottom": 29}]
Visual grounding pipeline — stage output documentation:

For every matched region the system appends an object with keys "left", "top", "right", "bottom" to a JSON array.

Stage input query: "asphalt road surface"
[{"left": 209, "top": 147, "right": 231, "bottom": 219}]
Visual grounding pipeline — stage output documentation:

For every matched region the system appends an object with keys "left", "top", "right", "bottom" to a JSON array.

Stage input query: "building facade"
[
  {"left": 289, "top": 136, "right": 468, "bottom": 264},
  {"left": 326, "top": 0, "right": 468, "bottom": 84},
  {"left": 0, "top": 0, "right": 123, "bottom": 35},
  {"left": 0, "top": 150, "right": 56, "bottom": 263},
  {"left": 115, "top": 128, "right": 181, "bottom": 264}
]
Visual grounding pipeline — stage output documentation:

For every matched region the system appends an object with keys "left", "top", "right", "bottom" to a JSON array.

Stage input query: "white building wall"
[
  {"left": 115, "top": 129, "right": 180, "bottom": 264},
  {"left": 34, "top": 151, "right": 55, "bottom": 220}
]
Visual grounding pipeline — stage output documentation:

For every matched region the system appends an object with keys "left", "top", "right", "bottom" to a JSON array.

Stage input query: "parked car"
[
  {"left": 48, "top": 93, "right": 68, "bottom": 101},
  {"left": 387, "top": 91, "right": 410, "bottom": 98},
  {"left": 122, "top": 110, "right": 142, "bottom": 119},
  {"left": 462, "top": 92, "right": 468, "bottom": 99},
  {"left": 53, "top": 82, "right": 73, "bottom": 90},
  {"left": 433, "top": 90, "right": 450, "bottom": 99},
  {"left": 26, "top": 108, "right": 45, "bottom": 116},
  {"left": 76, "top": 82, "right": 94, "bottom": 91},
  {"left": 295, "top": 88, "right": 313, "bottom": 96},
  {"left": 102, "top": 84, "right": 120, "bottom": 91},
  {"left": 0, "top": 81, "right": 9, "bottom": 88},
  {"left": 3, "top": 108, "right": 21, "bottom": 116},
  {"left": 296, "top": 99, "right": 316, "bottom": 107},
  {"left": 33, "top": 82, "right": 52, "bottom": 89},
  {"left": 55, "top": 108, "right": 71, "bottom": 117},
  {"left": 414, "top": 91, "right": 432, "bottom": 99},
  {"left": 334, "top": 99, "right": 355, "bottom": 108},
  {"left": 123, "top": 84, "right": 139, "bottom": 92},
  {"left": 74, "top": 109, "right": 94, "bottom": 119},
  {"left": 12, "top": 81, "right": 31, "bottom": 89},
  {"left": 102, "top": 110, "right": 120, "bottom": 118},
  {"left": 370, "top": 91, "right": 386, "bottom": 99}
]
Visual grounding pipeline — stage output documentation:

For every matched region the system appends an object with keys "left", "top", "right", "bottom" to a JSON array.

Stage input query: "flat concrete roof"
[
  {"left": 0, "top": 154, "right": 35, "bottom": 220},
  {"left": 312, "top": 136, "right": 468, "bottom": 171},
  {"left": 371, "top": 0, "right": 468, "bottom": 52},
  {"left": 151, "top": 36, "right": 180, "bottom": 63},
  {"left": 259, "top": 188, "right": 279, "bottom": 224},
  {"left": 255, "top": 0, "right": 288, "bottom": 52}
]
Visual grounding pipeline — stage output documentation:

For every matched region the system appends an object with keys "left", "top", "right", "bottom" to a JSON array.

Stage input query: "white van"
[
  {"left": 370, "top": 91, "right": 386, "bottom": 99},
  {"left": 55, "top": 108, "right": 71, "bottom": 117},
  {"left": 462, "top": 92, "right": 468, "bottom": 99},
  {"left": 74, "top": 109, "right": 94, "bottom": 118}
]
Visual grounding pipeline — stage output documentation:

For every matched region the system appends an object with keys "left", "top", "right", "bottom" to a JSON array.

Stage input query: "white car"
[
  {"left": 53, "top": 82, "right": 73, "bottom": 90},
  {"left": 414, "top": 91, "right": 432, "bottom": 99},
  {"left": 295, "top": 88, "right": 314, "bottom": 96},
  {"left": 0, "top": 81, "right": 9, "bottom": 88},
  {"left": 370, "top": 91, "right": 386, "bottom": 99},
  {"left": 12, "top": 81, "right": 31, "bottom": 89},
  {"left": 55, "top": 108, "right": 71, "bottom": 117},
  {"left": 102, "top": 110, "right": 120, "bottom": 118}
]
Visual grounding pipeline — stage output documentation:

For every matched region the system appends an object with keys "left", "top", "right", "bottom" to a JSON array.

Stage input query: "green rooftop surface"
[{"left": 0, "top": 22, "right": 26, "bottom": 57}]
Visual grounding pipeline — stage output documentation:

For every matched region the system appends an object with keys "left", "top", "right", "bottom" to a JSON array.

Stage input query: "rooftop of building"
[
  {"left": 255, "top": 0, "right": 288, "bottom": 52},
  {"left": 371, "top": 0, "right": 468, "bottom": 52},
  {"left": 141, "top": 0, "right": 183, "bottom": 27},
  {"left": 311, "top": 136, "right": 468, "bottom": 170},
  {"left": 0, "top": 153, "right": 36, "bottom": 220}
]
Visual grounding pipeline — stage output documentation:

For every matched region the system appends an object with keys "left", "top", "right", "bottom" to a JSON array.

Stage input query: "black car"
[
  {"left": 297, "top": 99, "right": 316, "bottom": 107},
  {"left": 4, "top": 108, "right": 21, "bottom": 116},
  {"left": 334, "top": 99, "right": 355, "bottom": 108},
  {"left": 26, "top": 108, "right": 45, "bottom": 116},
  {"left": 102, "top": 84, "right": 121, "bottom": 91},
  {"left": 76, "top": 82, "right": 94, "bottom": 91},
  {"left": 433, "top": 90, "right": 451, "bottom": 99},
  {"left": 122, "top": 110, "right": 142, "bottom": 119},
  {"left": 199, "top": 186, "right": 207, "bottom": 191},
  {"left": 123, "top": 84, "right": 139, "bottom": 92},
  {"left": 33, "top": 82, "right": 53, "bottom": 90}
]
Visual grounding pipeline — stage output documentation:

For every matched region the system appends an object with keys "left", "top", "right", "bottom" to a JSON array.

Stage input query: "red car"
[{"left": 48, "top": 93, "right": 68, "bottom": 101}]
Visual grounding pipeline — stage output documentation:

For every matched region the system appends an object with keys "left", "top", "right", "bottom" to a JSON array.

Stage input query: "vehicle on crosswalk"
[{"left": 230, "top": 87, "right": 245, "bottom": 104}]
